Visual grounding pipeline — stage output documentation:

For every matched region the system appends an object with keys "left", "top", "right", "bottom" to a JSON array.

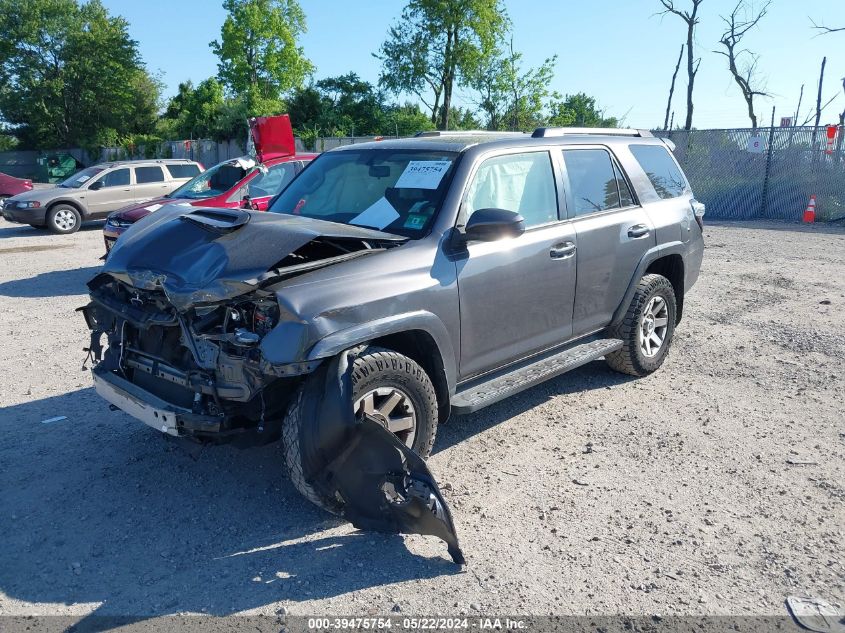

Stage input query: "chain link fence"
[{"left": 661, "top": 126, "right": 845, "bottom": 221}]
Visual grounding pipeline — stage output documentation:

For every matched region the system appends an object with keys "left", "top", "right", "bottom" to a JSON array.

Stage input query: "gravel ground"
[{"left": 0, "top": 219, "right": 843, "bottom": 623}]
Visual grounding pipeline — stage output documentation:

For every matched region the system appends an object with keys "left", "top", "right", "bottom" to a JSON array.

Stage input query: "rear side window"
[
  {"left": 465, "top": 151, "right": 558, "bottom": 227},
  {"left": 166, "top": 164, "right": 201, "bottom": 179},
  {"left": 562, "top": 149, "right": 623, "bottom": 216},
  {"left": 135, "top": 166, "right": 165, "bottom": 184},
  {"left": 629, "top": 144, "right": 688, "bottom": 199}
]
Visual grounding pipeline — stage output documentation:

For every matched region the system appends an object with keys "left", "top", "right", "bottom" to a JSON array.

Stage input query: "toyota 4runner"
[{"left": 81, "top": 128, "right": 704, "bottom": 562}]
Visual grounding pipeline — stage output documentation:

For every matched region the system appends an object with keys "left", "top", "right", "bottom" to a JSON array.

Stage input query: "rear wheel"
[
  {"left": 46, "top": 204, "right": 81, "bottom": 234},
  {"left": 282, "top": 347, "right": 438, "bottom": 512},
  {"left": 605, "top": 274, "right": 677, "bottom": 377}
]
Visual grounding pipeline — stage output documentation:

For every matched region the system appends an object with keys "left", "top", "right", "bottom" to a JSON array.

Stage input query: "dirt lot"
[{"left": 0, "top": 219, "right": 843, "bottom": 623}]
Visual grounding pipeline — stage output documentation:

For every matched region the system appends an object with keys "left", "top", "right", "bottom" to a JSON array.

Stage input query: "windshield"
[
  {"left": 168, "top": 160, "right": 251, "bottom": 200},
  {"left": 60, "top": 166, "right": 104, "bottom": 188},
  {"left": 268, "top": 149, "right": 458, "bottom": 238}
]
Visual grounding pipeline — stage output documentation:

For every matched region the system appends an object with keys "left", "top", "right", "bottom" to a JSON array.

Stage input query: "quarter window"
[
  {"left": 135, "top": 166, "right": 165, "bottom": 184},
  {"left": 629, "top": 144, "right": 688, "bottom": 199},
  {"left": 464, "top": 152, "right": 558, "bottom": 228},
  {"left": 562, "top": 149, "right": 624, "bottom": 216},
  {"left": 613, "top": 161, "right": 635, "bottom": 207}
]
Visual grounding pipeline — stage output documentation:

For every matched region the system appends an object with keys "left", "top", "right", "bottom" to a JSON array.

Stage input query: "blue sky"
[{"left": 103, "top": 0, "right": 845, "bottom": 129}]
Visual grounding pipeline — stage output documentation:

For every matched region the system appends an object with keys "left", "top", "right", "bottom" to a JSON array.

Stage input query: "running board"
[{"left": 451, "top": 338, "right": 623, "bottom": 414}]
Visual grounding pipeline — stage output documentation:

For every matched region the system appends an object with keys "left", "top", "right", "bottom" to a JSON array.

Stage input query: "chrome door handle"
[
  {"left": 550, "top": 242, "right": 576, "bottom": 259},
  {"left": 627, "top": 224, "right": 650, "bottom": 238}
]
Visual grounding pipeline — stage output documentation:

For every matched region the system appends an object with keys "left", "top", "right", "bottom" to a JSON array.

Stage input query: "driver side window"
[
  {"left": 464, "top": 152, "right": 558, "bottom": 228},
  {"left": 93, "top": 168, "right": 130, "bottom": 188}
]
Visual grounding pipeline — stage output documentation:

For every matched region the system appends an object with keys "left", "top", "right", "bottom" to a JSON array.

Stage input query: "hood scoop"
[{"left": 180, "top": 209, "right": 250, "bottom": 233}]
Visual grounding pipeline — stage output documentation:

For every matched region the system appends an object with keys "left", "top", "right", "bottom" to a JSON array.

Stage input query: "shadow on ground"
[
  {"left": 0, "top": 220, "right": 105, "bottom": 239},
  {"left": 0, "top": 265, "right": 101, "bottom": 297},
  {"left": 0, "top": 388, "right": 460, "bottom": 622},
  {"left": 0, "top": 353, "right": 632, "bottom": 621}
]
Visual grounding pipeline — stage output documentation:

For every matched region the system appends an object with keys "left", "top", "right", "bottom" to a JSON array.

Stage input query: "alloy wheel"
[
  {"left": 638, "top": 296, "right": 669, "bottom": 358},
  {"left": 54, "top": 208, "right": 77, "bottom": 232},
  {"left": 354, "top": 386, "right": 417, "bottom": 448}
]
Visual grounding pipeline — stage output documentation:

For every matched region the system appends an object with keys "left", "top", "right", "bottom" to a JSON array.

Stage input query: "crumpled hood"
[{"left": 100, "top": 205, "right": 403, "bottom": 310}]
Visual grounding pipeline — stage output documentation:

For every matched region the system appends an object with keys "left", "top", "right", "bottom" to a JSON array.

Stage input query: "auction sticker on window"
[{"left": 394, "top": 161, "right": 451, "bottom": 189}]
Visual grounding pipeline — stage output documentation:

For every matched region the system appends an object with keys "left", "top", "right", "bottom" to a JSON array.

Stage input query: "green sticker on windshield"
[{"left": 404, "top": 213, "right": 427, "bottom": 229}]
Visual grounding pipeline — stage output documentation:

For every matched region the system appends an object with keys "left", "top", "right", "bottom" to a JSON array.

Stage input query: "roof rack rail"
[
  {"left": 532, "top": 127, "right": 653, "bottom": 138},
  {"left": 414, "top": 130, "right": 526, "bottom": 137}
]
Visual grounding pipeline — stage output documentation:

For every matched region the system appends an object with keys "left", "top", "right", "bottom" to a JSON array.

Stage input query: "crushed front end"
[{"left": 81, "top": 273, "right": 310, "bottom": 445}]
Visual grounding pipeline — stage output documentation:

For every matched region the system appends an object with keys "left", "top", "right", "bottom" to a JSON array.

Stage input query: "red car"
[
  {"left": 0, "top": 172, "right": 34, "bottom": 204},
  {"left": 103, "top": 115, "right": 317, "bottom": 252}
]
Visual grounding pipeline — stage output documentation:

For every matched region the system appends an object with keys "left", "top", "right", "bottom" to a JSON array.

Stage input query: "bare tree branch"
[
  {"left": 715, "top": 0, "right": 771, "bottom": 130},
  {"left": 810, "top": 18, "right": 845, "bottom": 35},
  {"left": 657, "top": 0, "right": 704, "bottom": 130},
  {"left": 663, "top": 44, "right": 684, "bottom": 130}
]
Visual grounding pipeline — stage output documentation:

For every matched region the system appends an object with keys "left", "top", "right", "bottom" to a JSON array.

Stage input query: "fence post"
[{"left": 759, "top": 107, "right": 776, "bottom": 218}]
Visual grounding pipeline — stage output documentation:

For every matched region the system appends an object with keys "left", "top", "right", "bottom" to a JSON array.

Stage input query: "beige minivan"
[{"left": 1, "top": 159, "right": 203, "bottom": 234}]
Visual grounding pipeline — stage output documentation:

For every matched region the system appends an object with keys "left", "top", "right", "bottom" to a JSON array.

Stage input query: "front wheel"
[
  {"left": 46, "top": 204, "right": 82, "bottom": 234},
  {"left": 282, "top": 347, "right": 439, "bottom": 512},
  {"left": 605, "top": 274, "right": 677, "bottom": 377}
]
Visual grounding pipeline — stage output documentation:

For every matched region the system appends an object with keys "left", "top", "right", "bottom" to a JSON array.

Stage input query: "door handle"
[
  {"left": 627, "top": 224, "right": 650, "bottom": 239},
  {"left": 550, "top": 242, "right": 576, "bottom": 259}
]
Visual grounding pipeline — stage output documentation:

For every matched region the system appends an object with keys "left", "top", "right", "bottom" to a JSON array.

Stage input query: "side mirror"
[
  {"left": 89, "top": 180, "right": 104, "bottom": 191},
  {"left": 463, "top": 208, "right": 525, "bottom": 242}
]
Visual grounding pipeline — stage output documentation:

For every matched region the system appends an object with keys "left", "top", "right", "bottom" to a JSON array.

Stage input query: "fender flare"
[
  {"left": 47, "top": 197, "right": 88, "bottom": 218},
  {"left": 306, "top": 310, "right": 458, "bottom": 393},
  {"left": 610, "top": 241, "right": 685, "bottom": 327}
]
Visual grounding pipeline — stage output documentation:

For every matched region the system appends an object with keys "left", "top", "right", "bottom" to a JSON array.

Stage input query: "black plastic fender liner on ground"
[{"left": 298, "top": 350, "right": 465, "bottom": 565}]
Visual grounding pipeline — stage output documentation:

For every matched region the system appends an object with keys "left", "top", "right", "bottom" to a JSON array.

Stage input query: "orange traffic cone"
[{"left": 803, "top": 195, "right": 816, "bottom": 223}]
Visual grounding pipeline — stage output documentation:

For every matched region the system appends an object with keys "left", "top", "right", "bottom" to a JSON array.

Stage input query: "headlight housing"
[
  {"left": 107, "top": 217, "right": 132, "bottom": 228},
  {"left": 17, "top": 201, "right": 41, "bottom": 209}
]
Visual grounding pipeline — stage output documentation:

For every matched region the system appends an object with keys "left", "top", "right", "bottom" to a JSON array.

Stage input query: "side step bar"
[{"left": 451, "top": 338, "right": 623, "bottom": 414}]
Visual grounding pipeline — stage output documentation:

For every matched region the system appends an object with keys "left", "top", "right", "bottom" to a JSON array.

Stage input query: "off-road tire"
[
  {"left": 46, "top": 204, "right": 82, "bottom": 234},
  {"left": 282, "top": 347, "right": 439, "bottom": 512},
  {"left": 605, "top": 274, "right": 677, "bottom": 377}
]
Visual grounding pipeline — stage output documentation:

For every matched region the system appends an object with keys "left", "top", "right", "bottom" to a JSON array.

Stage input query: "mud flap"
[{"left": 298, "top": 351, "right": 465, "bottom": 565}]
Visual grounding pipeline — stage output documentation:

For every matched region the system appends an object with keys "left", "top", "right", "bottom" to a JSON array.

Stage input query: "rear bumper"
[{"left": 92, "top": 365, "right": 224, "bottom": 436}]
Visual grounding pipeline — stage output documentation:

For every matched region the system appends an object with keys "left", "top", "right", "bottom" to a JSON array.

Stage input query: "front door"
[
  {"left": 456, "top": 150, "right": 577, "bottom": 379},
  {"left": 560, "top": 147, "right": 655, "bottom": 336},
  {"left": 85, "top": 167, "right": 134, "bottom": 217}
]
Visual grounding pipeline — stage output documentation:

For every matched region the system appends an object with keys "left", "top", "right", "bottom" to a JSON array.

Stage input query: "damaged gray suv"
[{"left": 81, "top": 128, "right": 704, "bottom": 562}]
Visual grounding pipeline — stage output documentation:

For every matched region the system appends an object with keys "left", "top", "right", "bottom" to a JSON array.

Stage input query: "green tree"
[
  {"left": 0, "top": 0, "right": 161, "bottom": 149},
  {"left": 158, "top": 78, "right": 227, "bottom": 140},
  {"left": 210, "top": 0, "right": 314, "bottom": 112},
  {"left": 376, "top": 0, "right": 508, "bottom": 130},
  {"left": 547, "top": 93, "right": 618, "bottom": 128},
  {"left": 469, "top": 38, "right": 556, "bottom": 130}
]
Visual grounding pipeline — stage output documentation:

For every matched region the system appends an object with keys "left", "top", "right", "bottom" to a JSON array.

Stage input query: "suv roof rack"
[
  {"left": 532, "top": 127, "right": 653, "bottom": 138},
  {"left": 414, "top": 130, "right": 526, "bottom": 137}
]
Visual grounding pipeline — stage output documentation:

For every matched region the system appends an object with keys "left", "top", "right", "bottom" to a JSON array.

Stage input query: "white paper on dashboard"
[
  {"left": 350, "top": 196, "right": 399, "bottom": 230},
  {"left": 145, "top": 203, "right": 163, "bottom": 212},
  {"left": 394, "top": 160, "right": 451, "bottom": 189}
]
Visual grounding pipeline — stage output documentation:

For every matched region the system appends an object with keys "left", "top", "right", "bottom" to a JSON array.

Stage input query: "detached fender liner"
[{"left": 296, "top": 351, "right": 465, "bottom": 564}]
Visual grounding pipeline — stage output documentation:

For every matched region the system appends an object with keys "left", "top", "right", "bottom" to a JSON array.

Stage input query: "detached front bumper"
[{"left": 92, "top": 365, "right": 224, "bottom": 436}]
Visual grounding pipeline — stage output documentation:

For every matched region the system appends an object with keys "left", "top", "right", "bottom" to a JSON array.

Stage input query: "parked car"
[
  {"left": 0, "top": 171, "right": 33, "bottom": 204},
  {"left": 102, "top": 115, "right": 317, "bottom": 252},
  {"left": 2, "top": 159, "right": 203, "bottom": 234},
  {"left": 81, "top": 128, "right": 704, "bottom": 560}
]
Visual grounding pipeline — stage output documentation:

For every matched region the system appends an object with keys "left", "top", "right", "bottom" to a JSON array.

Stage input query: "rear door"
[
  {"left": 560, "top": 146, "right": 655, "bottom": 337},
  {"left": 456, "top": 149, "right": 577, "bottom": 379},
  {"left": 85, "top": 167, "right": 134, "bottom": 217},
  {"left": 133, "top": 165, "right": 170, "bottom": 202}
]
